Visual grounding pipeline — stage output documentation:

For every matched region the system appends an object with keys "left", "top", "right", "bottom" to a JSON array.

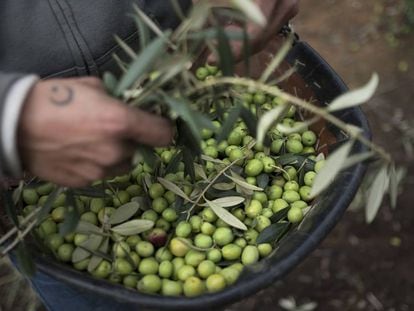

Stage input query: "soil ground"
[{"left": 1, "top": 0, "right": 413, "bottom": 310}]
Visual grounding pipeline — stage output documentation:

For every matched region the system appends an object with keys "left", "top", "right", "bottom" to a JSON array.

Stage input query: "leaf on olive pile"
[
  {"left": 158, "top": 177, "right": 191, "bottom": 202},
  {"left": 206, "top": 199, "right": 247, "bottom": 231},
  {"left": 110, "top": 219, "right": 154, "bottom": 236},
  {"left": 257, "top": 222, "right": 291, "bottom": 244},
  {"left": 108, "top": 202, "right": 140, "bottom": 225}
]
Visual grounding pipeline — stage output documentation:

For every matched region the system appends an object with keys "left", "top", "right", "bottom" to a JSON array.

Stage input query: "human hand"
[
  {"left": 17, "top": 77, "right": 173, "bottom": 187},
  {"left": 207, "top": 0, "right": 299, "bottom": 62}
]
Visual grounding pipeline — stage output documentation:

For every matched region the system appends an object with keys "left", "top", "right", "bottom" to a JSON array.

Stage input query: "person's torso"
[{"left": 0, "top": 0, "right": 191, "bottom": 78}]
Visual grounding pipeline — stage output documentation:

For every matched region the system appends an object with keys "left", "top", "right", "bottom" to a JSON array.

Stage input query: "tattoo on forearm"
[{"left": 49, "top": 85, "right": 74, "bottom": 106}]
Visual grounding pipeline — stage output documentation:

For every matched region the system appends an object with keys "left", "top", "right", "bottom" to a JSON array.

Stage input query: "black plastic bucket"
[{"left": 30, "top": 41, "right": 371, "bottom": 311}]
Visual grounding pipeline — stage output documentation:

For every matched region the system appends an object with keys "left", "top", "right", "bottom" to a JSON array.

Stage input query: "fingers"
[{"left": 123, "top": 107, "right": 174, "bottom": 147}]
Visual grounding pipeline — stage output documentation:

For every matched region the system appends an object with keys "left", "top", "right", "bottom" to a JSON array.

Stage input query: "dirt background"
[{"left": 1, "top": 0, "right": 413, "bottom": 310}]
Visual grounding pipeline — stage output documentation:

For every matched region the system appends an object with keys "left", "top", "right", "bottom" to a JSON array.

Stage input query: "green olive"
[
  {"left": 196, "top": 67, "right": 209, "bottom": 81},
  {"left": 194, "top": 234, "right": 213, "bottom": 249},
  {"left": 207, "top": 249, "right": 222, "bottom": 263},
  {"left": 234, "top": 238, "right": 247, "bottom": 248},
  {"left": 161, "top": 279, "right": 183, "bottom": 296},
  {"left": 155, "top": 247, "right": 173, "bottom": 262},
  {"left": 227, "top": 131, "right": 243, "bottom": 146},
  {"left": 272, "top": 199, "right": 289, "bottom": 213},
  {"left": 158, "top": 260, "right": 174, "bottom": 278},
  {"left": 138, "top": 258, "right": 159, "bottom": 275},
  {"left": 261, "top": 157, "right": 276, "bottom": 174},
  {"left": 197, "top": 260, "right": 216, "bottom": 279},
  {"left": 228, "top": 148, "right": 245, "bottom": 165},
  {"left": 255, "top": 215, "right": 271, "bottom": 232},
  {"left": 213, "top": 227, "right": 234, "bottom": 246},
  {"left": 113, "top": 241, "right": 131, "bottom": 258},
  {"left": 286, "top": 139, "right": 304, "bottom": 154},
  {"left": 189, "top": 215, "right": 203, "bottom": 233},
  {"left": 113, "top": 191, "right": 130, "bottom": 208},
  {"left": 162, "top": 208, "right": 178, "bottom": 222},
  {"left": 271, "top": 139, "right": 285, "bottom": 154},
  {"left": 201, "top": 207, "right": 217, "bottom": 223},
  {"left": 221, "top": 244, "right": 242, "bottom": 261},
  {"left": 206, "top": 274, "right": 226, "bottom": 293},
  {"left": 291, "top": 200, "right": 308, "bottom": 210},
  {"left": 245, "top": 200, "right": 263, "bottom": 219},
  {"left": 39, "top": 219, "right": 57, "bottom": 236},
  {"left": 74, "top": 233, "right": 88, "bottom": 246},
  {"left": 241, "top": 245, "right": 259, "bottom": 265},
  {"left": 23, "top": 189, "right": 39, "bottom": 205},
  {"left": 284, "top": 180, "right": 300, "bottom": 192},
  {"left": 45, "top": 233, "right": 64, "bottom": 251},
  {"left": 135, "top": 241, "right": 154, "bottom": 258},
  {"left": 169, "top": 238, "right": 190, "bottom": 257},
  {"left": 155, "top": 218, "right": 171, "bottom": 231},
  {"left": 220, "top": 267, "right": 240, "bottom": 285},
  {"left": 137, "top": 274, "right": 162, "bottom": 294},
  {"left": 299, "top": 186, "right": 312, "bottom": 202},
  {"left": 287, "top": 207, "right": 303, "bottom": 223},
  {"left": 185, "top": 250, "right": 206, "bottom": 267},
  {"left": 282, "top": 190, "right": 301, "bottom": 203},
  {"left": 252, "top": 191, "right": 268, "bottom": 205},
  {"left": 201, "top": 222, "right": 216, "bottom": 236},
  {"left": 141, "top": 210, "right": 158, "bottom": 223},
  {"left": 92, "top": 260, "right": 111, "bottom": 279},
  {"left": 244, "top": 229, "right": 259, "bottom": 245},
  {"left": 80, "top": 211, "right": 98, "bottom": 225},
  {"left": 149, "top": 183, "right": 165, "bottom": 199},
  {"left": 152, "top": 197, "right": 168, "bottom": 213},
  {"left": 57, "top": 244, "right": 74, "bottom": 262},
  {"left": 183, "top": 276, "right": 205, "bottom": 297},
  {"left": 73, "top": 258, "right": 90, "bottom": 271},
  {"left": 267, "top": 185, "right": 283, "bottom": 200},
  {"left": 176, "top": 221, "right": 192, "bottom": 238},
  {"left": 164, "top": 190, "right": 176, "bottom": 205},
  {"left": 115, "top": 258, "right": 133, "bottom": 275},
  {"left": 245, "top": 159, "right": 264, "bottom": 177},
  {"left": 302, "top": 130, "right": 317, "bottom": 146},
  {"left": 258, "top": 243, "right": 273, "bottom": 257},
  {"left": 51, "top": 206, "right": 66, "bottom": 223},
  {"left": 123, "top": 275, "right": 138, "bottom": 288},
  {"left": 314, "top": 160, "right": 325, "bottom": 173},
  {"left": 177, "top": 265, "right": 196, "bottom": 282},
  {"left": 90, "top": 198, "right": 105, "bottom": 214},
  {"left": 126, "top": 184, "right": 143, "bottom": 197}
]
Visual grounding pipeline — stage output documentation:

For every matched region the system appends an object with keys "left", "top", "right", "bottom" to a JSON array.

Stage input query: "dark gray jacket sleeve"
[{"left": 0, "top": 72, "right": 28, "bottom": 178}]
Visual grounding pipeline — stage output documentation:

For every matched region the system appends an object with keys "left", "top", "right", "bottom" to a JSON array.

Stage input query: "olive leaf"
[
  {"left": 114, "top": 34, "right": 168, "bottom": 97},
  {"left": 270, "top": 206, "right": 291, "bottom": 223},
  {"left": 205, "top": 199, "right": 247, "bottom": 231},
  {"left": 87, "top": 237, "right": 109, "bottom": 273},
  {"left": 327, "top": 73, "right": 379, "bottom": 112},
  {"left": 341, "top": 151, "right": 375, "bottom": 170},
  {"left": 310, "top": 140, "right": 354, "bottom": 198},
  {"left": 110, "top": 219, "right": 154, "bottom": 236},
  {"left": 210, "top": 196, "right": 245, "bottom": 208},
  {"left": 12, "top": 181, "right": 24, "bottom": 205},
  {"left": 366, "top": 165, "right": 389, "bottom": 223},
  {"left": 72, "top": 234, "right": 103, "bottom": 263},
  {"left": 227, "top": 173, "right": 263, "bottom": 192},
  {"left": 256, "top": 173, "right": 270, "bottom": 189},
  {"left": 4, "top": 189, "right": 19, "bottom": 228},
  {"left": 176, "top": 238, "right": 214, "bottom": 252},
  {"left": 114, "top": 35, "right": 137, "bottom": 59},
  {"left": 194, "top": 163, "right": 208, "bottom": 180},
  {"left": 231, "top": 0, "right": 267, "bottom": 27},
  {"left": 257, "top": 222, "right": 291, "bottom": 244},
  {"left": 75, "top": 221, "right": 102, "bottom": 235},
  {"left": 108, "top": 202, "right": 140, "bottom": 225},
  {"left": 212, "top": 183, "right": 236, "bottom": 191},
  {"left": 158, "top": 177, "right": 191, "bottom": 202},
  {"left": 256, "top": 105, "right": 288, "bottom": 145}
]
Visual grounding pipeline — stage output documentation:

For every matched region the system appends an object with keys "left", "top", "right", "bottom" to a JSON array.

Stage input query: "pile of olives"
[{"left": 20, "top": 65, "right": 325, "bottom": 297}]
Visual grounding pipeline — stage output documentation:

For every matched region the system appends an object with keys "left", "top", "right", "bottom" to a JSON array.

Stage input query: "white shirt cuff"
[{"left": 1, "top": 75, "right": 39, "bottom": 177}]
